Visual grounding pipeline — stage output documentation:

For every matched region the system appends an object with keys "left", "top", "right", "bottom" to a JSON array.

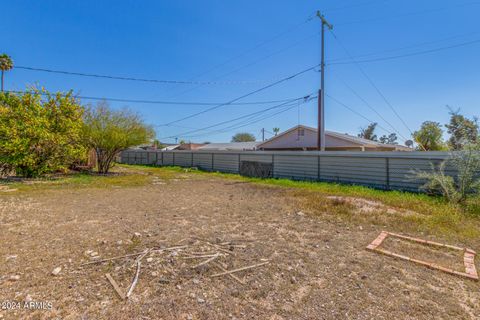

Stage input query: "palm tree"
[
  {"left": 273, "top": 127, "right": 280, "bottom": 136},
  {"left": 0, "top": 54, "right": 14, "bottom": 92}
]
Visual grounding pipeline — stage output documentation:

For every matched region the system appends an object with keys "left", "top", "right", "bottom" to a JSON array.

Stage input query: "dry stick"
[
  {"left": 210, "top": 261, "right": 270, "bottom": 278},
  {"left": 80, "top": 252, "right": 146, "bottom": 267},
  {"left": 150, "top": 245, "right": 190, "bottom": 253},
  {"left": 183, "top": 254, "right": 222, "bottom": 259},
  {"left": 105, "top": 273, "right": 126, "bottom": 300},
  {"left": 126, "top": 250, "right": 149, "bottom": 299},
  {"left": 213, "top": 262, "right": 245, "bottom": 285},
  {"left": 186, "top": 252, "right": 219, "bottom": 256},
  {"left": 192, "top": 253, "right": 220, "bottom": 269},
  {"left": 192, "top": 238, "right": 234, "bottom": 256},
  {"left": 80, "top": 245, "right": 189, "bottom": 267}
]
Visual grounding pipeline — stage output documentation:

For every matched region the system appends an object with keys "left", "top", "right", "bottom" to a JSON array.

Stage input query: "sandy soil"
[{"left": 0, "top": 175, "right": 479, "bottom": 319}]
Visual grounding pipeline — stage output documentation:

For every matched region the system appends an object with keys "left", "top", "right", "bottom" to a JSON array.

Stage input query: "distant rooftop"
[{"left": 198, "top": 142, "right": 259, "bottom": 151}]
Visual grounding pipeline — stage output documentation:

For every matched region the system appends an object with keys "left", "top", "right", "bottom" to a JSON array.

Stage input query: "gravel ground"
[{"left": 0, "top": 174, "right": 479, "bottom": 319}]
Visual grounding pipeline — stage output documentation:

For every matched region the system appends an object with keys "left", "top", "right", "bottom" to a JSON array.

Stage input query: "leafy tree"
[
  {"left": 83, "top": 102, "right": 154, "bottom": 174},
  {"left": 412, "top": 121, "right": 447, "bottom": 151},
  {"left": 379, "top": 133, "right": 398, "bottom": 145},
  {"left": 179, "top": 139, "right": 186, "bottom": 145},
  {"left": 445, "top": 108, "right": 479, "bottom": 150},
  {"left": 0, "top": 89, "right": 86, "bottom": 177},
  {"left": 358, "top": 123, "right": 378, "bottom": 141},
  {"left": 0, "top": 54, "right": 13, "bottom": 92},
  {"left": 273, "top": 127, "right": 280, "bottom": 136},
  {"left": 231, "top": 132, "right": 256, "bottom": 142},
  {"left": 153, "top": 139, "right": 166, "bottom": 149}
]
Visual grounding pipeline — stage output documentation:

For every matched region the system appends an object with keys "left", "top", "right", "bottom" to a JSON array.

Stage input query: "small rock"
[
  {"left": 90, "top": 252, "right": 99, "bottom": 257},
  {"left": 290, "top": 276, "right": 297, "bottom": 284},
  {"left": 9, "top": 275, "right": 20, "bottom": 281},
  {"left": 52, "top": 267, "right": 62, "bottom": 276},
  {"left": 25, "top": 294, "right": 33, "bottom": 302},
  {"left": 5, "top": 255, "right": 17, "bottom": 261},
  {"left": 359, "top": 226, "right": 363, "bottom": 231},
  {"left": 116, "top": 240, "right": 123, "bottom": 245},
  {"left": 151, "top": 271, "right": 158, "bottom": 277},
  {"left": 192, "top": 278, "right": 200, "bottom": 285},
  {"left": 197, "top": 297, "right": 205, "bottom": 304},
  {"left": 176, "top": 285, "right": 182, "bottom": 290},
  {"left": 146, "top": 257, "right": 153, "bottom": 263},
  {"left": 133, "top": 232, "right": 142, "bottom": 238},
  {"left": 159, "top": 278, "right": 170, "bottom": 284},
  {"left": 296, "top": 211, "right": 305, "bottom": 216},
  {"left": 85, "top": 250, "right": 93, "bottom": 255}
]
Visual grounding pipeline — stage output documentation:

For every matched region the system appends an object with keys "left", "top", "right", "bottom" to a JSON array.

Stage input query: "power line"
[
  {"left": 14, "top": 66, "right": 269, "bottom": 85},
  {"left": 159, "top": 94, "right": 314, "bottom": 139},
  {"left": 324, "top": 0, "right": 391, "bottom": 13},
  {"left": 177, "top": 96, "right": 316, "bottom": 139},
  {"left": 165, "top": 31, "right": 320, "bottom": 99},
  {"left": 326, "top": 94, "right": 392, "bottom": 135},
  {"left": 329, "top": 30, "right": 417, "bottom": 145},
  {"left": 4, "top": 90, "right": 301, "bottom": 107},
  {"left": 329, "top": 38, "right": 480, "bottom": 65},
  {"left": 333, "top": 75, "right": 409, "bottom": 141},
  {"left": 327, "top": 31, "right": 480, "bottom": 63},
  {"left": 335, "top": 1, "right": 480, "bottom": 26},
  {"left": 175, "top": 14, "right": 316, "bottom": 82},
  {"left": 181, "top": 104, "right": 299, "bottom": 139},
  {"left": 160, "top": 64, "right": 319, "bottom": 126}
]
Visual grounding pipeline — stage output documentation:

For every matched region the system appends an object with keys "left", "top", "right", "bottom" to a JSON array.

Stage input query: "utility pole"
[
  {"left": 316, "top": 11, "right": 333, "bottom": 151},
  {"left": 261, "top": 128, "right": 265, "bottom": 141}
]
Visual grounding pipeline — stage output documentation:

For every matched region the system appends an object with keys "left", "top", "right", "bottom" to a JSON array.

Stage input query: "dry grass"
[{"left": 1, "top": 164, "right": 479, "bottom": 243}]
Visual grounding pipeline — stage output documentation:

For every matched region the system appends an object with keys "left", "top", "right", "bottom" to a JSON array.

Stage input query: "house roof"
[
  {"left": 257, "top": 125, "right": 411, "bottom": 151},
  {"left": 160, "top": 144, "right": 180, "bottom": 151},
  {"left": 198, "top": 142, "right": 259, "bottom": 151}
]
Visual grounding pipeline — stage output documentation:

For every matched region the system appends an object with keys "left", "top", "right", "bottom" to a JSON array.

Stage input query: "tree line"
[{"left": 358, "top": 108, "right": 479, "bottom": 151}]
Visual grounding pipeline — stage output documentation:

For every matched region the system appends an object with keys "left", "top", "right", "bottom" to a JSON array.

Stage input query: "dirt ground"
[{"left": 0, "top": 172, "right": 479, "bottom": 319}]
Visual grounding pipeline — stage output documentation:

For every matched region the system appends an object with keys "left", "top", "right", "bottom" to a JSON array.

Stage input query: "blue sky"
[{"left": 2, "top": 0, "right": 479, "bottom": 144}]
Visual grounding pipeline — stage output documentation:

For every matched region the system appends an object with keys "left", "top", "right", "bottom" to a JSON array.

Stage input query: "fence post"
[
  {"left": 317, "top": 154, "right": 321, "bottom": 181},
  {"left": 161, "top": 152, "right": 164, "bottom": 166},
  {"left": 191, "top": 152, "right": 194, "bottom": 167},
  {"left": 386, "top": 157, "right": 390, "bottom": 190},
  {"left": 238, "top": 153, "right": 241, "bottom": 173},
  {"left": 271, "top": 154, "right": 275, "bottom": 178},
  {"left": 173, "top": 152, "right": 175, "bottom": 166},
  {"left": 211, "top": 153, "right": 214, "bottom": 171}
]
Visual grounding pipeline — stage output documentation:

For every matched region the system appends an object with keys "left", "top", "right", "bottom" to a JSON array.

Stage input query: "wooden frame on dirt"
[{"left": 366, "top": 231, "right": 478, "bottom": 281}]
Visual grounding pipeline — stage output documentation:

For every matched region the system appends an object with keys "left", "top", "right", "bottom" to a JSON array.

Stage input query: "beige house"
[{"left": 257, "top": 125, "right": 412, "bottom": 151}]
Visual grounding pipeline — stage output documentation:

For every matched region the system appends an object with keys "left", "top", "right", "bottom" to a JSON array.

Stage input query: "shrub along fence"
[{"left": 119, "top": 150, "right": 458, "bottom": 192}]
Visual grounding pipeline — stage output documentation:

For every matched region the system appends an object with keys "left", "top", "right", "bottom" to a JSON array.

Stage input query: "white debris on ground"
[
  {"left": 326, "top": 196, "right": 419, "bottom": 216},
  {"left": 79, "top": 236, "right": 268, "bottom": 300}
]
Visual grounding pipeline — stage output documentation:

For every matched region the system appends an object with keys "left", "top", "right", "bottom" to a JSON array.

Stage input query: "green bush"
[
  {"left": 0, "top": 90, "right": 86, "bottom": 177},
  {"left": 412, "top": 144, "right": 480, "bottom": 205}
]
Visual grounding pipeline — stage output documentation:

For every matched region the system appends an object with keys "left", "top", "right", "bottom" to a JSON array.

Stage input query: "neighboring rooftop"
[
  {"left": 257, "top": 125, "right": 412, "bottom": 151},
  {"left": 198, "top": 142, "right": 259, "bottom": 151}
]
